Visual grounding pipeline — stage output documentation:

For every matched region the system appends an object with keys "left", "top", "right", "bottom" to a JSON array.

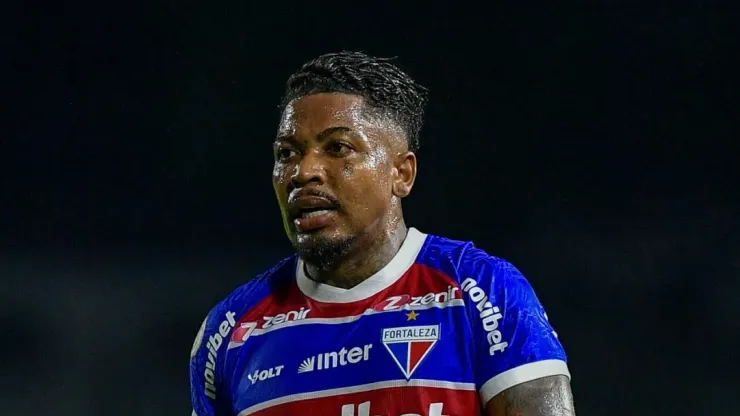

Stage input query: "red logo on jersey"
[
  {"left": 231, "top": 321, "right": 257, "bottom": 344},
  {"left": 228, "top": 307, "right": 311, "bottom": 348}
]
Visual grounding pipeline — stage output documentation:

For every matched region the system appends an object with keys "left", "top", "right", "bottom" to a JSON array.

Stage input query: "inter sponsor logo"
[
  {"left": 371, "top": 286, "right": 459, "bottom": 312},
  {"left": 298, "top": 344, "right": 372, "bottom": 373},
  {"left": 460, "top": 278, "right": 508, "bottom": 355},
  {"left": 203, "top": 311, "right": 236, "bottom": 400},
  {"left": 382, "top": 325, "right": 439, "bottom": 379}
]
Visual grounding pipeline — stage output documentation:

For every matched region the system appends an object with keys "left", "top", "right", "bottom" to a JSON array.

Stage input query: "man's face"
[{"left": 272, "top": 93, "right": 414, "bottom": 264}]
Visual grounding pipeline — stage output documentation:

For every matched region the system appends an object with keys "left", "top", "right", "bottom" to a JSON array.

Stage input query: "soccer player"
[{"left": 190, "top": 51, "right": 575, "bottom": 416}]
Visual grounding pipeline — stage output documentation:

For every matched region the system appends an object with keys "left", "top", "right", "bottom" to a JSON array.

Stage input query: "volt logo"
[{"left": 247, "top": 365, "right": 284, "bottom": 385}]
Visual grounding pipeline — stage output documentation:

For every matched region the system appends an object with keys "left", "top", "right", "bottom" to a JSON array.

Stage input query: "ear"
[{"left": 392, "top": 151, "right": 417, "bottom": 198}]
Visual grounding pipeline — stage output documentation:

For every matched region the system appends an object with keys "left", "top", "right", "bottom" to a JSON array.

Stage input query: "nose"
[{"left": 290, "top": 149, "right": 327, "bottom": 188}]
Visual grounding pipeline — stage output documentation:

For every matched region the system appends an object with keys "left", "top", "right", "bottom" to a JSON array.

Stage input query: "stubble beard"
[{"left": 294, "top": 232, "right": 357, "bottom": 273}]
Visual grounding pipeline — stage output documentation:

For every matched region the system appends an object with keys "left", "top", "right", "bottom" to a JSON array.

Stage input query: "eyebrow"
[{"left": 275, "top": 126, "right": 353, "bottom": 144}]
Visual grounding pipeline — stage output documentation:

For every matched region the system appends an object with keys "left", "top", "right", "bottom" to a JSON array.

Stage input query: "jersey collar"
[{"left": 295, "top": 227, "right": 427, "bottom": 303}]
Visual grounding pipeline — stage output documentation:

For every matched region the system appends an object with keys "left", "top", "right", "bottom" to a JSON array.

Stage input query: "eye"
[
  {"left": 326, "top": 141, "right": 354, "bottom": 156},
  {"left": 275, "top": 147, "right": 298, "bottom": 161}
]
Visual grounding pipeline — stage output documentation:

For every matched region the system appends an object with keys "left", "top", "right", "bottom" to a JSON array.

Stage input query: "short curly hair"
[{"left": 280, "top": 51, "right": 428, "bottom": 152}]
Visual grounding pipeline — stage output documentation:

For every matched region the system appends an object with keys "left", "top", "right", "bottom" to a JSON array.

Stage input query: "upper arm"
[
  {"left": 485, "top": 375, "right": 575, "bottom": 416},
  {"left": 190, "top": 307, "right": 236, "bottom": 416},
  {"left": 459, "top": 253, "right": 572, "bottom": 409}
]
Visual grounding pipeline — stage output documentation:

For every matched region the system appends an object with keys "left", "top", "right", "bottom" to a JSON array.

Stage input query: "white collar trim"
[{"left": 295, "top": 227, "right": 427, "bottom": 303}]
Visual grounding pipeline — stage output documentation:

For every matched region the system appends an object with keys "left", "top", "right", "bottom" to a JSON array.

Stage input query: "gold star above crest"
[{"left": 406, "top": 311, "right": 419, "bottom": 321}]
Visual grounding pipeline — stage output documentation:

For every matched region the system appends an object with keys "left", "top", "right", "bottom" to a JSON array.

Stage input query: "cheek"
[
  {"left": 364, "top": 148, "right": 388, "bottom": 171},
  {"left": 272, "top": 163, "right": 287, "bottom": 179},
  {"left": 273, "top": 163, "right": 296, "bottom": 188},
  {"left": 339, "top": 165, "right": 393, "bottom": 218},
  {"left": 342, "top": 162, "right": 354, "bottom": 177},
  {"left": 272, "top": 164, "right": 291, "bottom": 197},
  {"left": 341, "top": 148, "right": 389, "bottom": 179}
]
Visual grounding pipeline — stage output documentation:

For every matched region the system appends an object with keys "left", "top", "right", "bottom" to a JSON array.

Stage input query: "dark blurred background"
[{"left": 3, "top": 2, "right": 738, "bottom": 415}]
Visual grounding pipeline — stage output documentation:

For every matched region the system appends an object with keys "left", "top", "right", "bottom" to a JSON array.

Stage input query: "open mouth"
[
  {"left": 292, "top": 207, "right": 338, "bottom": 232},
  {"left": 287, "top": 194, "right": 340, "bottom": 231},
  {"left": 296, "top": 207, "right": 336, "bottom": 219}
]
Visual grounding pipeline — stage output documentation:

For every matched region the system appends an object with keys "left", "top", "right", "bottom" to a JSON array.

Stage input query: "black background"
[{"left": 4, "top": 2, "right": 739, "bottom": 415}]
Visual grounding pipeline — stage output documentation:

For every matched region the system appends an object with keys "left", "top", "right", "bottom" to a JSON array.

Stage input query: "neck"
[{"left": 304, "top": 221, "right": 409, "bottom": 289}]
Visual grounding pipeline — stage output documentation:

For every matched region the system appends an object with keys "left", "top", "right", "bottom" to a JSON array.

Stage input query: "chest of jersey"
[{"left": 223, "top": 287, "right": 481, "bottom": 415}]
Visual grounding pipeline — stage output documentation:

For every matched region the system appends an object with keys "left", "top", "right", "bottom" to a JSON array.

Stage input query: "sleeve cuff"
[{"left": 479, "top": 359, "right": 571, "bottom": 404}]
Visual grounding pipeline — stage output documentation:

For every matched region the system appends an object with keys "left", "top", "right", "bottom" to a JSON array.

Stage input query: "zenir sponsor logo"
[
  {"left": 371, "top": 286, "right": 459, "bottom": 312},
  {"left": 262, "top": 306, "right": 310, "bottom": 329},
  {"left": 228, "top": 307, "right": 311, "bottom": 349}
]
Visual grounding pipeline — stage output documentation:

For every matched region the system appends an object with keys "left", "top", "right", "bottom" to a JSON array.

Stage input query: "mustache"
[{"left": 287, "top": 189, "right": 340, "bottom": 205}]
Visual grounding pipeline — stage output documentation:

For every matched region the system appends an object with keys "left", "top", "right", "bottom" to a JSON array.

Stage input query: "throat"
[
  {"left": 303, "top": 225, "right": 408, "bottom": 289},
  {"left": 307, "top": 272, "right": 372, "bottom": 290}
]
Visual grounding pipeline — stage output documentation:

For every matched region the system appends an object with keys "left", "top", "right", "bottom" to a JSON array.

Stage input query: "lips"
[{"left": 287, "top": 194, "right": 339, "bottom": 232}]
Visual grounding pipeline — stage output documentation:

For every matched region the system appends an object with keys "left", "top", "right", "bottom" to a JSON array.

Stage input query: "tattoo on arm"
[{"left": 486, "top": 375, "right": 575, "bottom": 416}]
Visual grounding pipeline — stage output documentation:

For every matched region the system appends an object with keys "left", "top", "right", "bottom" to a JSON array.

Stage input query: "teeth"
[{"left": 301, "top": 209, "right": 332, "bottom": 218}]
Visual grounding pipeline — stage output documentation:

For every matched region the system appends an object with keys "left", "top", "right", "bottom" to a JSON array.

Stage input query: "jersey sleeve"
[
  {"left": 459, "top": 254, "right": 570, "bottom": 404},
  {"left": 189, "top": 304, "right": 236, "bottom": 416}
]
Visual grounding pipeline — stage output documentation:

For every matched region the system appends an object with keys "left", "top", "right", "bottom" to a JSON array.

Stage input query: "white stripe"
[
  {"left": 254, "top": 299, "right": 464, "bottom": 336},
  {"left": 238, "top": 378, "right": 476, "bottom": 415},
  {"left": 296, "top": 228, "right": 428, "bottom": 303},
  {"left": 478, "top": 359, "right": 570, "bottom": 404},
  {"left": 227, "top": 299, "right": 465, "bottom": 350}
]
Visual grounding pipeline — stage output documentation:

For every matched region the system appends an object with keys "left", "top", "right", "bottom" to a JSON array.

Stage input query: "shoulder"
[
  {"left": 189, "top": 256, "right": 298, "bottom": 409},
  {"left": 418, "top": 231, "right": 525, "bottom": 289},
  {"left": 219, "top": 255, "right": 298, "bottom": 313},
  {"left": 190, "top": 256, "right": 297, "bottom": 355}
]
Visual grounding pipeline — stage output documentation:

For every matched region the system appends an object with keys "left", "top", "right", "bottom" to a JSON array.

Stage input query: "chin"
[{"left": 293, "top": 230, "right": 355, "bottom": 269}]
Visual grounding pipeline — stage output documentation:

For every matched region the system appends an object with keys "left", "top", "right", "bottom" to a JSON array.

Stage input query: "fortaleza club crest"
[{"left": 382, "top": 325, "right": 440, "bottom": 379}]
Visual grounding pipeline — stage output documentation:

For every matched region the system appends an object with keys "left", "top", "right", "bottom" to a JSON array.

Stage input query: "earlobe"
[{"left": 392, "top": 152, "right": 417, "bottom": 198}]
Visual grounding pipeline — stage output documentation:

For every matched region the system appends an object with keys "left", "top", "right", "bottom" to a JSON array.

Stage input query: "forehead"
[
  {"left": 278, "top": 93, "right": 367, "bottom": 135},
  {"left": 277, "top": 93, "right": 405, "bottom": 146}
]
